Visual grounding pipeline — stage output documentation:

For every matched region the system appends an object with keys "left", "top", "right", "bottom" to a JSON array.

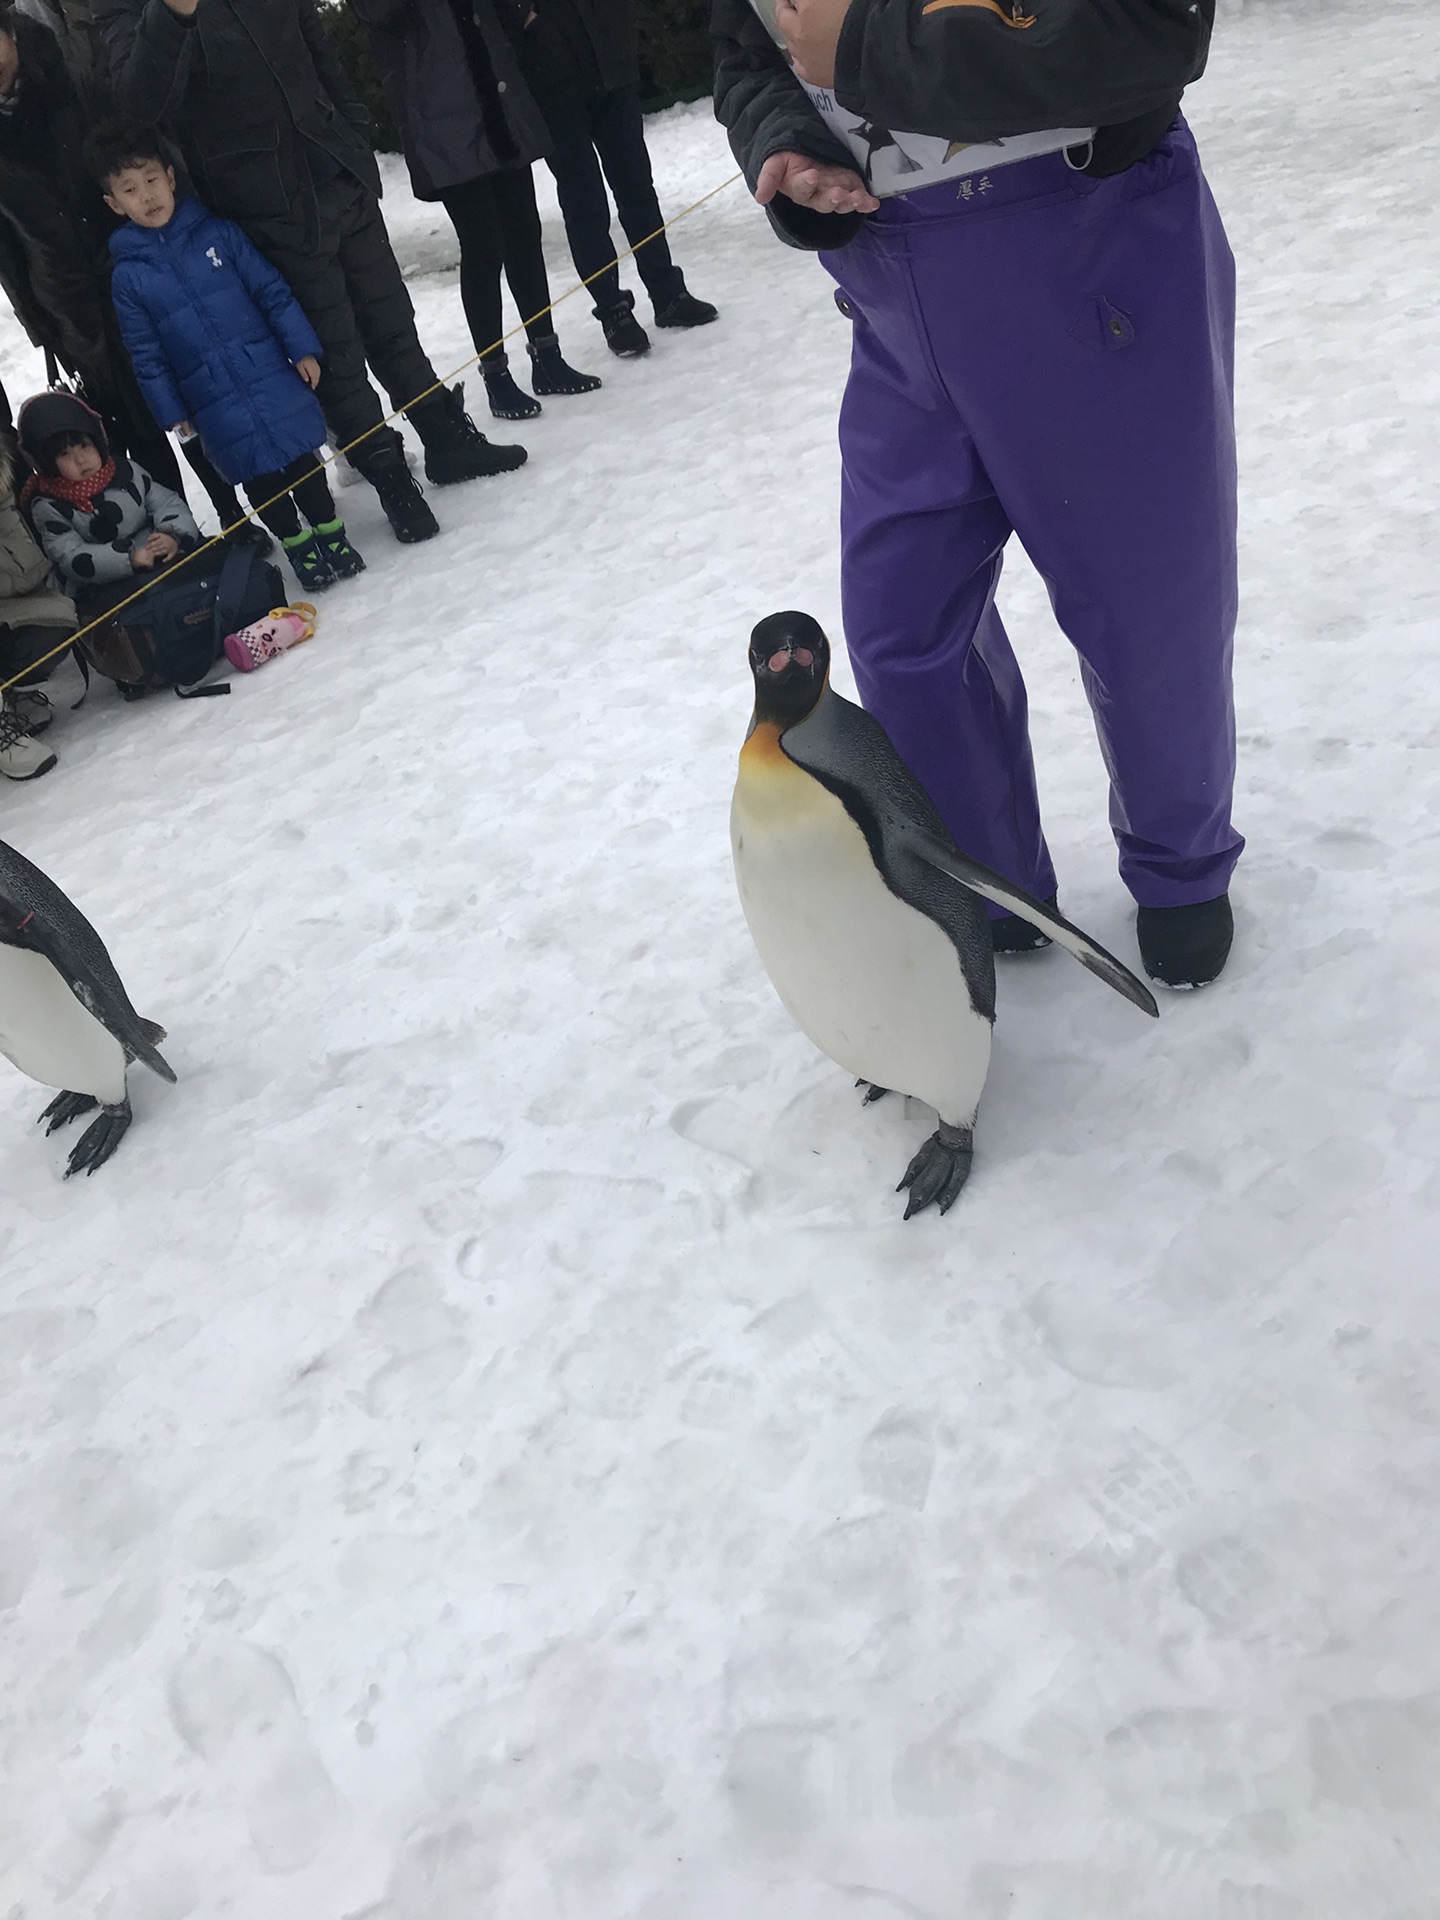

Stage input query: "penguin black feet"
[
  {"left": 856, "top": 1078, "right": 890, "bottom": 1105},
  {"left": 898, "top": 1122, "right": 974, "bottom": 1219},
  {"left": 39, "top": 1089, "right": 98, "bottom": 1135},
  {"left": 63, "top": 1097, "right": 133, "bottom": 1178}
]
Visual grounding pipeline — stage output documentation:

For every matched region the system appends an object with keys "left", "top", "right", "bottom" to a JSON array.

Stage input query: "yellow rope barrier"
[{"left": 1, "top": 168, "right": 744, "bottom": 696}]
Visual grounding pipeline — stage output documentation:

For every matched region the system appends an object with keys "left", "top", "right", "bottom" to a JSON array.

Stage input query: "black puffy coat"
[
  {"left": 349, "top": 0, "right": 550, "bottom": 201},
  {"left": 0, "top": 14, "right": 114, "bottom": 382},
  {"left": 97, "top": 0, "right": 380, "bottom": 234},
  {"left": 495, "top": 0, "right": 637, "bottom": 99}
]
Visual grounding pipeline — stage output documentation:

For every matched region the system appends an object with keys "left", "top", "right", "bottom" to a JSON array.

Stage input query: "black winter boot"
[
  {"left": 314, "top": 519, "right": 366, "bottom": 582},
  {"left": 528, "top": 332, "right": 602, "bottom": 397},
  {"left": 481, "top": 353, "right": 542, "bottom": 422},
  {"left": 654, "top": 281, "right": 718, "bottom": 330},
  {"left": 281, "top": 528, "right": 335, "bottom": 593},
  {"left": 361, "top": 440, "right": 440, "bottom": 545},
  {"left": 991, "top": 894, "right": 1058, "bottom": 955},
  {"left": 414, "top": 383, "right": 527, "bottom": 484},
  {"left": 224, "top": 518, "right": 276, "bottom": 558},
  {"left": 597, "top": 291, "right": 650, "bottom": 359},
  {"left": 1136, "top": 894, "right": 1234, "bottom": 990}
]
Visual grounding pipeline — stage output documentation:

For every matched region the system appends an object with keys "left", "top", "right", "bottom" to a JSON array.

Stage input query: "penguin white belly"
[
  {"left": 732, "top": 765, "right": 991, "bottom": 1127},
  {"left": 0, "top": 946, "right": 128, "bottom": 1102}
]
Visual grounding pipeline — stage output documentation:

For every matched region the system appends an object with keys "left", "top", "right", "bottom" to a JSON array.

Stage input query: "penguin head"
[{"left": 748, "top": 611, "right": 830, "bottom": 728}]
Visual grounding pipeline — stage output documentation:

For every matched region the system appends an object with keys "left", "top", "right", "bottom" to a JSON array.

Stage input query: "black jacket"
[
  {"left": 0, "top": 15, "right": 116, "bottom": 381},
  {"left": 713, "top": 0, "right": 1214, "bottom": 251},
  {"left": 350, "top": 0, "right": 550, "bottom": 199},
  {"left": 496, "top": 0, "right": 637, "bottom": 99},
  {"left": 97, "top": 0, "right": 381, "bottom": 231}
]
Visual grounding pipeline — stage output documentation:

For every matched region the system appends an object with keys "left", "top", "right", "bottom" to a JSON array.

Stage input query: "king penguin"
[
  {"left": 0, "top": 838, "right": 176, "bottom": 1176},
  {"left": 730, "top": 612, "right": 1158, "bottom": 1217}
]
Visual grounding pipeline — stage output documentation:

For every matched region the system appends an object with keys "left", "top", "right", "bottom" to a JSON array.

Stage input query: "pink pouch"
[{"left": 224, "top": 603, "right": 317, "bottom": 673}]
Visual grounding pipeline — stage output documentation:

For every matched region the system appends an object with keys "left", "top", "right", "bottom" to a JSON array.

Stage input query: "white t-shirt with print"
[{"left": 798, "top": 77, "right": 1094, "bottom": 198}]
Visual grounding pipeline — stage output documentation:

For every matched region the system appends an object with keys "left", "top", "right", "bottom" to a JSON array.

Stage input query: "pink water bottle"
[{"left": 224, "top": 604, "right": 316, "bottom": 673}]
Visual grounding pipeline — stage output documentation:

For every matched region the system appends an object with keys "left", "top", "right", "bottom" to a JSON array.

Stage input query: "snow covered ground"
[{"left": 4, "top": 4, "right": 1440, "bottom": 1912}]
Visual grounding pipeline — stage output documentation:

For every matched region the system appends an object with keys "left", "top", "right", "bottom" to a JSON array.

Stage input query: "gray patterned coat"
[{"left": 28, "top": 457, "right": 199, "bottom": 601}]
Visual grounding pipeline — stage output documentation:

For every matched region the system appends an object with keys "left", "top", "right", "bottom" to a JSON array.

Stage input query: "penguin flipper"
[
  {"left": 0, "top": 840, "right": 177, "bottom": 1079},
  {"left": 896, "top": 823, "right": 1160, "bottom": 1019},
  {"left": 135, "top": 1019, "right": 177, "bottom": 1083},
  {"left": 778, "top": 687, "right": 1154, "bottom": 1016}
]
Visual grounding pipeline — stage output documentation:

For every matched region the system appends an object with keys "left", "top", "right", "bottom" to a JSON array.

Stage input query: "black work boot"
[
  {"left": 481, "top": 352, "right": 542, "bottom": 422},
  {"left": 597, "top": 290, "right": 650, "bottom": 359},
  {"left": 414, "top": 383, "right": 527, "bottom": 484},
  {"left": 527, "top": 331, "right": 602, "bottom": 398},
  {"left": 360, "top": 439, "right": 439, "bottom": 544},
  {"left": 1136, "top": 894, "right": 1234, "bottom": 989},
  {"left": 991, "top": 893, "right": 1058, "bottom": 955},
  {"left": 654, "top": 279, "right": 718, "bottom": 330}
]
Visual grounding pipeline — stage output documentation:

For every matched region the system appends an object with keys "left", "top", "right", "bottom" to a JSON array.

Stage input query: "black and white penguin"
[
  {"left": 0, "top": 838, "right": 176, "bottom": 1176},
  {"left": 730, "top": 612, "right": 1157, "bottom": 1217}
]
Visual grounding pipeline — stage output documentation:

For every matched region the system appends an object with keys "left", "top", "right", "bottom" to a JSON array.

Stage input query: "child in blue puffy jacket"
[{"left": 87, "top": 120, "right": 365, "bottom": 594}]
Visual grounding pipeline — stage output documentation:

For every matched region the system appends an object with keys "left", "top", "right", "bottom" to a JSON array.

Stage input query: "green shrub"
[
  {"left": 315, "top": 0, "right": 715, "bottom": 152},
  {"left": 317, "top": 1, "right": 400, "bottom": 152},
  {"left": 635, "top": 0, "right": 715, "bottom": 109}
]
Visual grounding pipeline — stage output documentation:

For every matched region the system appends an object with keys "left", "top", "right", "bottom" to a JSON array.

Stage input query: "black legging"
[
  {"left": 180, "top": 436, "right": 248, "bottom": 528},
  {"left": 0, "top": 621, "right": 68, "bottom": 688},
  {"left": 530, "top": 83, "right": 684, "bottom": 314},
  {"left": 438, "top": 168, "right": 555, "bottom": 363},
  {"left": 245, "top": 453, "right": 337, "bottom": 542}
]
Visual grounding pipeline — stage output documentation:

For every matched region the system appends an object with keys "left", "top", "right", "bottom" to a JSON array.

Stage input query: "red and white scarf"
[{"left": 21, "top": 455, "right": 118, "bottom": 516}]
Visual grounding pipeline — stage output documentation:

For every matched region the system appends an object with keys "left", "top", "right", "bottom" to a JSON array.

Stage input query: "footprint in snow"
[{"left": 168, "top": 1638, "right": 340, "bottom": 1873}]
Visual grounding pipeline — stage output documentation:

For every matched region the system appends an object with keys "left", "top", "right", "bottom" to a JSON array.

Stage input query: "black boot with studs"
[{"left": 528, "top": 331, "right": 602, "bottom": 398}]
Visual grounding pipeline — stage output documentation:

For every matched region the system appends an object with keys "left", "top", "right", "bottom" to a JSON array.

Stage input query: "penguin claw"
[
  {"left": 39, "top": 1090, "right": 99, "bottom": 1135},
  {"left": 856, "top": 1079, "right": 890, "bottom": 1105},
  {"left": 898, "top": 1124, "right": 974, "bottom": 1218},
  {"left": 63, "top": 1098, "right": 132, "bottom": 1178}
]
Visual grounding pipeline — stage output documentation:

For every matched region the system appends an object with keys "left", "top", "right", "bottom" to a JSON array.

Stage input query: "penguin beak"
[{"left": 763, "top": 644, "right": 815, "bottom": 674}]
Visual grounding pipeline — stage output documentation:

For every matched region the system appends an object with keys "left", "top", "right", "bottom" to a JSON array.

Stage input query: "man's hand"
[
  {"left": 295, "top": 355, "right": 321, "bottom": 389},
  {"left": 775, "top": 0, "right": 850, "bottom": 88},
  {"left": 755, "top": 150, "right": 878, "bottom": 215},
  {"left": 163, "top": 0, "right": 199, "bottom": 18}
]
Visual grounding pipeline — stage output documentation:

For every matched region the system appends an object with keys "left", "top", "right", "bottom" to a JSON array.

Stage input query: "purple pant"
[{"left": 822, "top": 118, "right": 1242, "bottom": 909}]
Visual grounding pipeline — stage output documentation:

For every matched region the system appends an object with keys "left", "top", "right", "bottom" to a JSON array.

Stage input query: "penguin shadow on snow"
[{"left": 729, "top": 613, "right": 1158, "bottom": 1219}]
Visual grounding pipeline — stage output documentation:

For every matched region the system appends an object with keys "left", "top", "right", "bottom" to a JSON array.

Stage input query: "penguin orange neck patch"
[
  {"left": 740, "top": 719, "right": 790, "bottom": 770},
  {"left": 919, "top": 0, "right": 1036, "bottom": 22}
]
